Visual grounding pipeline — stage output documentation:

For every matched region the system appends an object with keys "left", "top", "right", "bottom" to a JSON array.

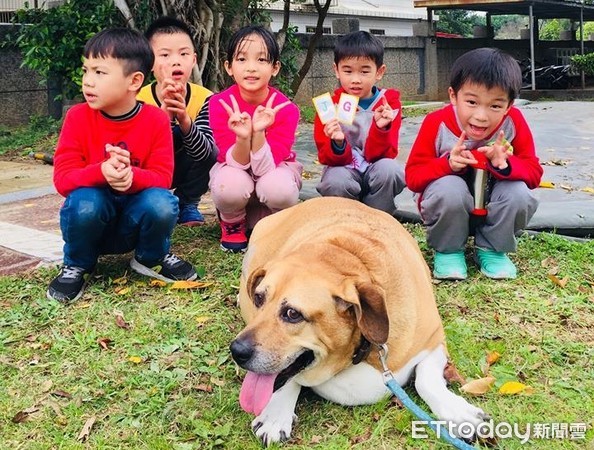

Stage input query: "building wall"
[
  {"left": 268, "top": 11, "right": 419, "bottom": 37},
  {"left": 293, "top": 34, "right": 439, "bottom": 104},
  {"left": 0, "top": 25, "right": 49, "bottom": 127}
]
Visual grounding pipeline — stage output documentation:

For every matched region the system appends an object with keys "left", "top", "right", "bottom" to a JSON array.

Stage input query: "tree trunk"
[{"left": 290, "top": 0, "right": 332, "bottom": 95}]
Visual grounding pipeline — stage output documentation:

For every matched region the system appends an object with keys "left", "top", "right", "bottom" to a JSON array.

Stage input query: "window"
[
  {"left": 369, "top": 29, "right": 385, "bottom": 36},
  {"left": 306, "top": 26, "right": 331, "bottom": 34}
]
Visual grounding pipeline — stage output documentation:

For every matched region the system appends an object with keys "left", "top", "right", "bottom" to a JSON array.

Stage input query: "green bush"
[
  {"left": 570, "top": 52, "right": 594, "bottom": 75},
  {"left": 3, "top": 0, "right": 124, "bottom": 100}
]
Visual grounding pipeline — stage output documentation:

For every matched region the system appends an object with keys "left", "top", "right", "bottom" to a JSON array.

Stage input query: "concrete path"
[{"left": 0, "top": 101, "right": 592, "bottom": 276}]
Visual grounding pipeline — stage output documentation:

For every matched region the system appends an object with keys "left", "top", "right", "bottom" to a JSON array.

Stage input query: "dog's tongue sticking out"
[{"left": 239, "top": 371, "right": 277, "bottom": 416}]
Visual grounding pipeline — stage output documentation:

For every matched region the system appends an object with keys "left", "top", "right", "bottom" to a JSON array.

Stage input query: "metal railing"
[{"left": 0, "top": 0, "right": 44, "bottom": 23}]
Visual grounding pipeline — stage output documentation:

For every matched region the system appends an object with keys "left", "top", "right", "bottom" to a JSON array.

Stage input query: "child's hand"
[
  {"left": 107, "top": 166, "right": 133, "bottom": 192},
  {"left": 448, "top": 132, "right": 477, "bottom": 172},
  {"left": 478, "top": 130, "right": 509, "bottom": 170},
  {"left": 323, "top": 118, "right": 345, "bottom": 146},
  {"left": 104, "top": 144, "right": 130, "bottom": 171},
  {"left": 373, "top": 97, "right": 394, "bottom": 130},
  {"left": 219, "top": 95, "right": 252, "bottom": 140},
  {"left": 102, "top": 146, "right": 133, "bottom": 191},
  {"left": 162, "top": 85, "right": 191, "bottom": 132},
  {"left": 252, "top": 92, "right": 290, "bottom": 133}
]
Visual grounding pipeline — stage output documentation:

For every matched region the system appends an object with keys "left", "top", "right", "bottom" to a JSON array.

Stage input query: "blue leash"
[{"left": 378, "top": 344, "right": 477, "bottom": 450}]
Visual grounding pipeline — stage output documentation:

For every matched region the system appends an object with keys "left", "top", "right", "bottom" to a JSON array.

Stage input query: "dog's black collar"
[{"left": 352, "top": 335, "right": 371, "bottom": 365}]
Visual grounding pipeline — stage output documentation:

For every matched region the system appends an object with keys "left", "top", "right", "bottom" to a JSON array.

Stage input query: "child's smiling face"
[
  {"left": 449, "top": 82, "right": 512, "bottom": 141},
  {"left": 225, "top": 33, "right": 280, "bottom": 101},
  {"left": 333, "top": 56, "right": 386, "bottom": 100}
]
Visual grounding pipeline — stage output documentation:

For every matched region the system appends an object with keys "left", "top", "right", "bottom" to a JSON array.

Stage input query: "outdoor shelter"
[{"left": 413, "top": 0, "right": 594, "bottom": 88}]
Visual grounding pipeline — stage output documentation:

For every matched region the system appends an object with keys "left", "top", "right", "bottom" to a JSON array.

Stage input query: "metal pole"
[
  {"left": 529, "top": 5, "right": 536, "bottom": 90},
  {"left": 581, "top": 1, "right": 585, "bottom": 89}
]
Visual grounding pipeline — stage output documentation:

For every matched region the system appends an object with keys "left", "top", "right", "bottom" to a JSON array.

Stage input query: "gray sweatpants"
[
  {"left": 420, "top": 175, "right": 538, "bottom": 253},
  {"left": 316, "top": 158, "right": 406, "bottom": 216}
]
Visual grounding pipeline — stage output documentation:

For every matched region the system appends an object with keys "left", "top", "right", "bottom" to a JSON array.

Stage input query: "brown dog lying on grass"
[{"left": 230, "top": 197, "right": 488, "bottom": 445}]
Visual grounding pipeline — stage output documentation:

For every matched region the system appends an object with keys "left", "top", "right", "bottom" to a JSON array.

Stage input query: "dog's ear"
[
  {"left": 336, "top": 282, "right": 389, "bottom": 345},
  {"left": 247, "top": 268, "right": 266, "bottom": 305}
]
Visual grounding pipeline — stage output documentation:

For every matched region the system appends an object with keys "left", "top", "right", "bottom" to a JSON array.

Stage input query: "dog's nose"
[{"left": 230, "top": 338, "right": 254, "bottom": 365}]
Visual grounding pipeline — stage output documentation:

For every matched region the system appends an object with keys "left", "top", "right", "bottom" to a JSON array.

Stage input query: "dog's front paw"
[
  {"left": 252, "top": 411, "right": 297, "bottom": 446},
  {"left": 434, "top": 393, "right": 490, "bottom": 437}
]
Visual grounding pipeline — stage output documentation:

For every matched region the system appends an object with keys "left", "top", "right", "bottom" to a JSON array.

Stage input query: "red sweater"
[
  {"left": 314, "top": 87, "right": 402, "bottom": 166},
  {"left": 405, "top": 104, "right": 543, "bottom": 194},
  {"left": 53, "top": 103, "right": 173, "bottom": 197}
]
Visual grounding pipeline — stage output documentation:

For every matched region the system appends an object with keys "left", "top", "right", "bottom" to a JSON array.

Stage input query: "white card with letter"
[
  {"left": 337, "top": 93, "right": 358, "bottom": 124},
  {"left": 312, "top": 92, "right": 336, "bottom": 124}
]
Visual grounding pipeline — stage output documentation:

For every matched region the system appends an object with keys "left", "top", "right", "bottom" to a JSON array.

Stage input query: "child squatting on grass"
[
  {"left": 137, "top": 16, "right": 217, "bottom": 227},
  {"left": 48, "top": 28, "right": 197, "bottom": 303},
  {"left": 314, "top": 30, "right": 406, "bottom": 216},
  {"left": 208, "top": 25, "right": 303, "bottom": 253},
  {"left": 405, "top": 48, "right": 543, "bottom": 280}
]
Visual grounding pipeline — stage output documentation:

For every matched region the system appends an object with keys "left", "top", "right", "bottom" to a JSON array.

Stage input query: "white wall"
[{"left": 266, "top": 0, "right": 427, "bottom": 37}]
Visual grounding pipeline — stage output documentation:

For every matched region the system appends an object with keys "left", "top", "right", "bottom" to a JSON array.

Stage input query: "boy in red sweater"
[
  {"left": 314, "top": 31, "right": 405, "bottom": 215},
  {"left": 48, "top": 28, "right": 197, "bottom": 303},
  {"left": 405, "top": 48, "right": 542, "bottom": 280}
]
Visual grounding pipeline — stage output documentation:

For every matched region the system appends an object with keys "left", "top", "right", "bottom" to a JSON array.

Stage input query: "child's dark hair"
[
  {"left": 449, "top": 48, "right": 522, "bottom": 101},
  {"left": 84, "top": 28, "right": 154, "bottom": 78},
  {"left": 226, "top": 25, "right": 279, "bottom": 65},
  {"left": 145, "top": 16, "right": 195, "bottom": 50},
  {"left": 334, "top": 31, "right": 384, "bottom": 67}
]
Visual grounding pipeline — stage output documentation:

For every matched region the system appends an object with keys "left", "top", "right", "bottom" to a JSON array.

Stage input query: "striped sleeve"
[{"left": 182, "top": 98, "right": 215, "bottom": 161}]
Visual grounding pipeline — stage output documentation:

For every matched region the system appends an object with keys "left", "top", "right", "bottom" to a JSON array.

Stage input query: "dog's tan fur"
[{"left": 238, "top": 196, "right": 444, "bottom": 384}]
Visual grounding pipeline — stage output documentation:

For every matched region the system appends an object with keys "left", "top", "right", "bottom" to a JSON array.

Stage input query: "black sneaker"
[
  {"left": 130, "top": 253, "right": 197, "bottom": 282},
  {"left": 46, "top": 265, "right": 92, "bottom": 303}
]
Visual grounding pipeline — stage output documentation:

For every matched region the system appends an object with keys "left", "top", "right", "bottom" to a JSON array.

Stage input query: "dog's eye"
[
  {"left": 254, "top": 291, "right": 265, "bottom": 308},
  {"left": 281, "top": 307, "right": 303, "bottom": 324}
]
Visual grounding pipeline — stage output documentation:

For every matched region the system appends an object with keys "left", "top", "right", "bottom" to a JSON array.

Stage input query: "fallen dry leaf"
[
  {"left": 486, "top": 351, "right": 501, "bottom": 366},
  {"left": 310, "top": 435, "right": 323, "bottom": 444},
  {"left": 77, "top": 416, "right": 96, "bottom": 442},
  {"left": 128, "top": 356, "right": 143, "bottom": 364},
  {"left": 559, "top": 183, "right": 573, "bottom": 191},
  {"left": 195, "top": 384, "right": 213, "bottom": 393},
  {"left": 538, "top": 181, "right": 555, "bottom": 188},
  {"left": 170, "top": 280, "right": 213, "bottom": 290},
  {"left": 41, "top": 379, "right": 53, "bottom": 393},
  {"left": 540, "top": 256, "right": 557, "bottom": 269},
  {"left": 444, "top": 361, "right": 466, "bottom": 385},
  {"left": 499, "top": 381, "right": 533, "bottom": 395},
  {"left": 50, "top": 390, "right": 72, "bottom": 399},
  {"left": 548, "top": 274, "right": 569, "bottom": 288},
  {"left": 350, "top": 429, "right": 372, "bottom": 445},
  {"left": 390, "top": 396, "right": 404, "bottom": 408},
  {"left": 114, "top": 313, "right": 130, "bottom": 330},
  {"left": 150, "top": 279, "right": 167, "bottom": 287},
  {"left": 210, "top": 377, "right": 225, "bottom": 387},
  {"left": 195, "top": 316, "right": 210, "bottom": 324},
  {"left": 112, "top": 275, "right": 128, "bottom": 285},
  {"left": 11, "top": 406, "right": 39, "bottom": 423},
  {"left": 460, "top": 376, "right": 495, "bottom": 396},
  {"left": 114, "top": 286, "right": 131, "bottom": 295},
  {"left": 97, "top": 337, "right": 112, "bottom": 350},
  {"left": 581, "top": 187, "right": 594, "bottom": 194}
]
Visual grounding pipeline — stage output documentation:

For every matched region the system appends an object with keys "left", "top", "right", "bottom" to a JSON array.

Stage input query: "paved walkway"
[{"left": 0, "top": 101, "right": 592, "bottom": 276}]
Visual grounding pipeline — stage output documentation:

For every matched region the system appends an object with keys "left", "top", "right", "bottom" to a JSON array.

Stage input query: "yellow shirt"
[{"left": 137, "top": 82, "right": 212, "bottom": 120}]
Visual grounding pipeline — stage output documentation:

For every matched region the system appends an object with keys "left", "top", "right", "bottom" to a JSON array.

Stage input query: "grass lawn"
[{"left": 1, "top": 116, "right": 593, "bottom": 449}]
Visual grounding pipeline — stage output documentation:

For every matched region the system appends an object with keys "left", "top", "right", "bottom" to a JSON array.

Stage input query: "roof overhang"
[{"left": 414, "top": 0, "right": 594, "bottom": 21}]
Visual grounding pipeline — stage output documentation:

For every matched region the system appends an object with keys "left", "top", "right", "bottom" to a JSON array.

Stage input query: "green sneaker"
[
  {"left": 433, "top": 251, "right": 467, "bottom": 280},
  {"left": 475, "top": 248, "right": 517, "bottom": 279}
]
